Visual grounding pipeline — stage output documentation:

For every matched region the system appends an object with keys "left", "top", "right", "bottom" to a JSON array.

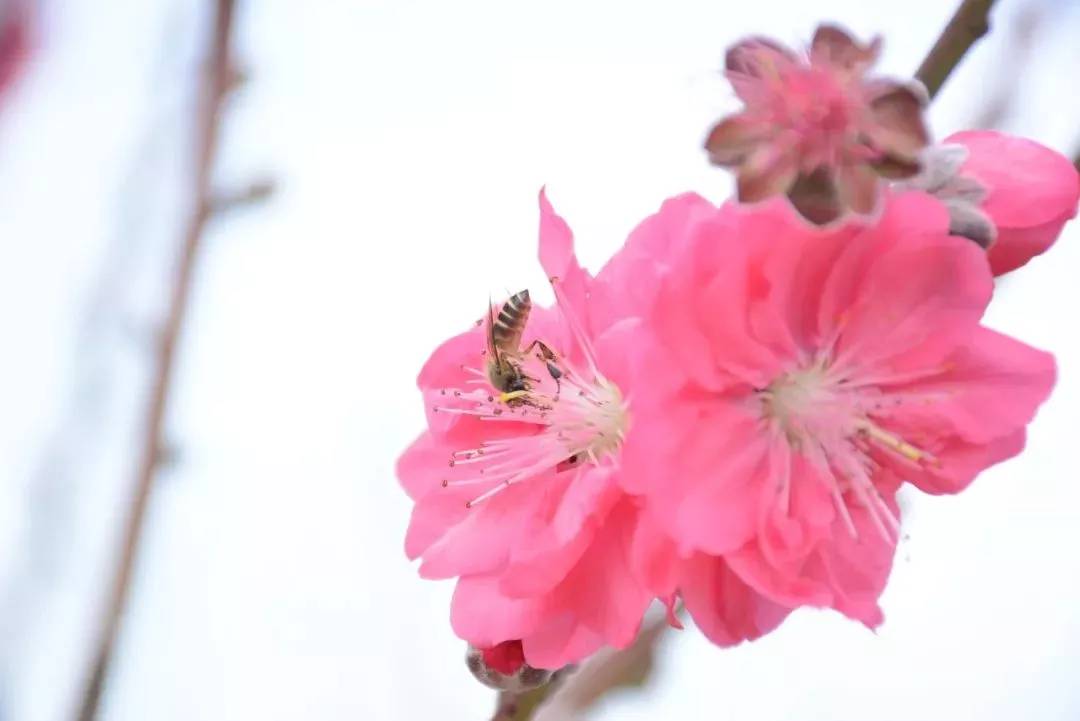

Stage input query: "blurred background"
[{"left": 0, "top": 0, "right": 1078, "bottom": 719}]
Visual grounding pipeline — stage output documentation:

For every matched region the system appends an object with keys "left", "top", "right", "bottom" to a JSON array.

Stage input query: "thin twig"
[
  {"left": 73, "top": 1, "right": 236, "bottom": 719},
  {"left": 491, "top": 671, "right": 569, "bottom": 721},
  {"left": 915, "top": 0, "right": 999, "bottom": 100},
  {"left": 535, "top": 614, "right": 671, "bottom": 720}
]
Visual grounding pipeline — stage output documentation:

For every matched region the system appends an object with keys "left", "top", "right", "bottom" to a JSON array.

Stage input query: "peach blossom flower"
[
  {"left": 706, "top": 24, "right": 929, "bottom": 224},
  {"left": 901, "top": 131, "right": 1079, "bottom": 275},
  {"left": 399, "top": 191, "right": 658, "bottom": 669},
  {"left": 621, "top": 192, "right": 1055, "bottom": 627}
]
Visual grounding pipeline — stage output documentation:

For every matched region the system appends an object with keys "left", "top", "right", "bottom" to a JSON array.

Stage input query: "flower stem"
[
  {"left": 73, "top": 1, "right": 237, "bottom": 719},
  {"left": 491, "top": 684, "right": 559, "bottom": 721},
  {"left": 916, "top": 0, "right": 999, "bottom": 100}
]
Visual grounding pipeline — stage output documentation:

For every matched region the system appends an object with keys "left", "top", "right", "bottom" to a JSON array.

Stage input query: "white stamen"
[
  {"left": 434, "top": 298, "right": 629, "bottom": 509},
  {"left": 761, "top": 358, "right": 935, "bottom": 541}
]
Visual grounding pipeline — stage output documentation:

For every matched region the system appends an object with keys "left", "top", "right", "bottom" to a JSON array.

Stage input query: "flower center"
[
  {"left": 757, "top": 357, "right": 941, "bottom": 540},
  {"left": 433, "top": 294, "right": 629, "bottom": 508},
  {"left": 761, "top": 364, "right": 833, "bottom": 440}
]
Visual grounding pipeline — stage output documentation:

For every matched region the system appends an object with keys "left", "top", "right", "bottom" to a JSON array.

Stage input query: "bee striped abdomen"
[{"left": 492, "top": 289, "right": 531, "bottom": 352}]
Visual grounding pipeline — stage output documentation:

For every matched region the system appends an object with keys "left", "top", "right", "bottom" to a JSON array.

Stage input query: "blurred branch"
[
  {"left": 491, "top": 667, "right": 579, "bottom": 721},
  {"left": 916, "top": 0, "right": 999, "bottom": 100},
  {"left": 492, "top": 681, "right": 561, "bottom": 721},
  {"left": 533, "top": 612, "right": 673, "bottom": 721},
  {"left": 541, "top": 615, "right": 669, "bottom": 717},
  {"left": 968, "top": 3, "right": 1039, "bottom": 129},
  {"left": 74, "top": 1, "right": 238, "bottom": 719},
  {"left": 491, "top": 613, "right": 674, "bottom": 721}
]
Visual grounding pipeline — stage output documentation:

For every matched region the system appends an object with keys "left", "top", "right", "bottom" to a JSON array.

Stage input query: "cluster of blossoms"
[{"left": 397, "top": 24, "right": 1078, "bottom": 685}]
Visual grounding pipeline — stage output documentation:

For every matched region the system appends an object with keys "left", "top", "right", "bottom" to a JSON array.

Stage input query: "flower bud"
[{"left": 465, "top": 641, "right": 554, "bottom": 693}]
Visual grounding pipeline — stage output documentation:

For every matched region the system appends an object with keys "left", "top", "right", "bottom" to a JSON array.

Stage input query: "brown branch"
[
  {"left": 491, "top": 671, "right": 569, "bottom": 721},
  {"left": 915, "top": 0, "right": 999, "bottom": 100},
  {"left": 488, "top": 613, "right": 675, "bottom": 721},
  {"left": 73, "top": 2, "right": 237, "bottom": 719}
]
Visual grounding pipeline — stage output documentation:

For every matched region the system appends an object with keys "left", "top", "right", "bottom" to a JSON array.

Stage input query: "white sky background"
[{"left": 0, "top": 0, "right": 1078, "bottom": 719}]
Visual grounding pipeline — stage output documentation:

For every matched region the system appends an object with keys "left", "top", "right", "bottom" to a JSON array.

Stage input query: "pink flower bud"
[
  {"left": 706, "top": 24, "right": 930, "bottom": 224},
  {"left": 466, "top": 642, "right": 553, "bottom": 692}
]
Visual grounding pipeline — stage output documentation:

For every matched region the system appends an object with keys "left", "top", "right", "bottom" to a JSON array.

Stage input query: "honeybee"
[{"left": 485, "top": 290, "right": 562, "bottom": 403}]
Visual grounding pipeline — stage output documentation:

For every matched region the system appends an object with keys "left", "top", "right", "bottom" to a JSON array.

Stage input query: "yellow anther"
[
  {"left": 861, "top": 423, "right": 935, "bottom": 464},
  {"left": 499, "top": 390, "right": 529, "bottom": 404}
]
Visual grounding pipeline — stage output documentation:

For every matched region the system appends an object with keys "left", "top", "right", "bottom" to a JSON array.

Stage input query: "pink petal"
[
  {"left": 705, "top": 113, "right": 769, "bottom": 166},
  {"left": 756, "top": 450, "right": 836, "bottom": 569},
  {"left": 646, "top": 219, "right": 748, "bottom": 389},
  {"left": 693, "top": 209, "right": 799, "bottom": 385},
  {"left": 990, "top": 222, "right": 1074, "bottom": 276},
  {"left": 417, "top": 326, "right": 482, "bottom": 392},
  {"left": 948, "top": 130, "right": 1079, "bottom": 230},
  {"left": 404, "top": 487, "right": 471, "bottom": 560},
  {"left": 750, "top": 207, "right": 860, "bottom": 352},
  {"left": 622, "top": 393, "right": 768, "bottom": 551},
  {"left": 814, "top": 483, "right": 900, "bottom": 627},
  {"left": 522, "top": 616, "right": 606, "bottom": 670},
  {"left": 537, "top": 187, "right": 592, "bottom": 332},
  {"left": 397, "top": 431, "right": 451, "bottom": 500},
  {"left": 724, "top": 37, "right": 797, "bottom": 102},
  {"left": 882, "top": 326, "right": 1056, "bottom": 445},
  {"left": 824, "top": 198, "right": 992, "bottom": 374},
  {"left": 451, "top": 575, "right": 545, "bottom": 648},
  {"left": 726, "top": 541, "right": 833, "bottom": 610},
  {"left": 866, "top": 84, "right": 930, "bottom": 159},
  {"left": 418, "top": 480, "right": 540, "bottom": 579},
  {"left": 628, "top": 510, "right": 681, "bottom": 597},
  {"left": 590, "top": 317, "right": 679, "bottom": 402},
  {"left": 816, "top": 192, "right": 949, "bottom": 340},
  {"left": 810, "top": 24, "right": 880, "bottom": 73},
  {"left": 738, "top": 144, "right": 798, "bottom": 203},
  {"left": 948, "top": 130, "right": 1079, "bottom": 274},
  {"left": 590, "top": 192, "right": 717, "bottom": 335},
  {"left": 893, "top": 429, "right": 1027, "bottom": 495},
  {"left": 499, "top": 467, "right": 621, "bottom": 597},
  {"left": 680, "top": 554, "right": 791, "bottom": 646},
  {"left": 554, "top": 501, "right": 652, "bottom": 649},
  {"left": 727, "top": 479, "right": 896, "bottom": 626},
  {"left": 673, "top": 413, "right": 770, "bottom": 555}
]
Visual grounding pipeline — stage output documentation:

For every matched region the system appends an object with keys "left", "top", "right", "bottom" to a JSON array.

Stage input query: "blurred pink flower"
[
  {"left": 706, "top": 24, "right": 929, "bottom": 224},
  {"left": 398, "top": 190, "right": 661, "bottom": 670},
  {"left": 620, "top": 191, "right": 1056, "bottom": 627},
  {"left": 0, "top": 0, "right": 31, "bottom": 106},
  {"left": 904, "top": 131, "right": 1079, "bottom": 276}
]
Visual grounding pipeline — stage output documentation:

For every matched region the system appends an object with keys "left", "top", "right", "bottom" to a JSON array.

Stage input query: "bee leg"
[
  {"left": 523, "top": 340, "right": 559, "bottom": 362},
  {"left": 544, "top": 361, "right": 562, "bottom": 393},
  {"left": 522, "top": 340, "right": 563, "bottom": 388}
]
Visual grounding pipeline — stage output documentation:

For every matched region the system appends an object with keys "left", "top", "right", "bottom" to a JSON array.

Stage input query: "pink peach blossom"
[
  {"left": 0, "top": 1, "right": 30, "bottom": 111},
  {"left": 706, "top": 24, "right": 929, "bottom": 225},
  {"left": 398, "top": 190, "right": 659, "bottom": 670},
  {"left": 620, "top": 191, "right": 1056, "bottom": 628},
  {"left": 914, "top": 131, "right": 1079, "bottom": 276}
]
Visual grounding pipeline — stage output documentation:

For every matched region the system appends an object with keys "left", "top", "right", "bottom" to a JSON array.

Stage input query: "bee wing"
[
  {"left": 498, "top": 290, "right": 530, "bottom": 353},
  {"left": 485, "top": 297, "right": 507, "bottom": 370}
]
